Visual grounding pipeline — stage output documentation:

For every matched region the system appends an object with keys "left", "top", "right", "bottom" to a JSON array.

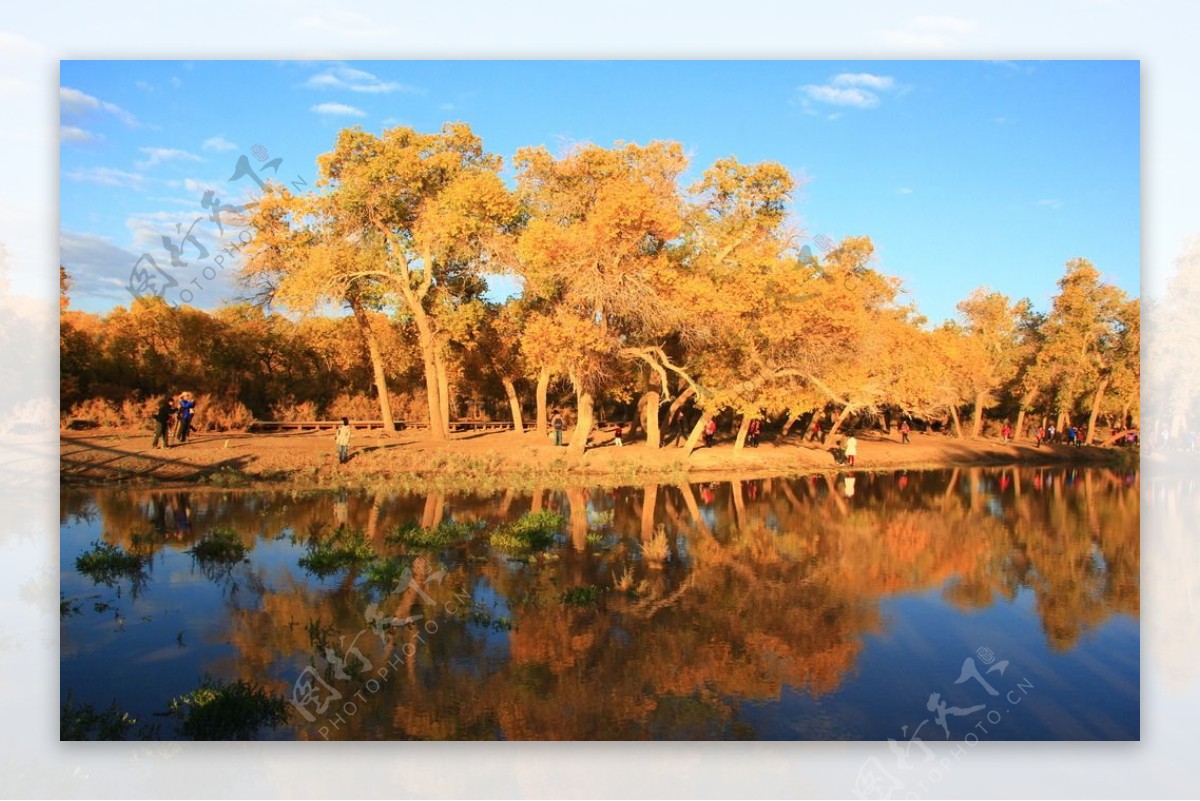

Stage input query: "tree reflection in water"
[{"left": 60, "top": 465, "right": 1138, "bottom": 740}]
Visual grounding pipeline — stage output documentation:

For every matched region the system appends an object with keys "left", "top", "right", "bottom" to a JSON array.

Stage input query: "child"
[
  {"left": 613, "top": 424, "right": 624, "bottom": 447},
  {"left": 844, "top": 433, "right": 858, "bottom": 467},
  {"left": 335, "top": 417, "right": 352, "bottom": 464}
]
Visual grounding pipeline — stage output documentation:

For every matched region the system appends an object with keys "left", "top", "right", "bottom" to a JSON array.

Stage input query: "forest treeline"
[{"left": 60, "top": 123, "right": 1140, "bottom": 454}]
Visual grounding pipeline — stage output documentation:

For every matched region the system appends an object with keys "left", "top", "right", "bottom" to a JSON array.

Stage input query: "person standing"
[
  {"left": 900, "top": 420, "right": 911, "bottom": 444},
  {"left": 176, "top": 392, "right": 196, "bottom": 444},
  {"left": 747, "top": 418, "right": 761, "bottom": 447},
  {"left": 335, "top": 417, "right": 352, "bottom": 464},
  {"left": 844, "top": 432, "right": 858, "bottom": 467},
  {"left": 703, "top": 417, "right": 718, "bottom": 448},
  {"left": 552, "top": 410, "right": 565, "bottom": 447},
  {"left": 151, "top": 395, "right": 176, "bottom": 450},
  {"left": 613, "top": 423, "right": 624, "bottom": 447}
]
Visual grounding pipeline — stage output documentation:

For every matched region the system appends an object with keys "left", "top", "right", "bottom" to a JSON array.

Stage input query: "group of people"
[
  {"left": 1033, "top": 423, "right": 1086, "bottom": 448},
  {"left": 151, "top": 391, "right": 196, "bottom": 450}
]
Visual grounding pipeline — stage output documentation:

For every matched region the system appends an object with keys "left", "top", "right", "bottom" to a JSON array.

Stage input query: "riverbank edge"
[{"left": 60, "top": 440, "right": 1136, "bottom": 493}]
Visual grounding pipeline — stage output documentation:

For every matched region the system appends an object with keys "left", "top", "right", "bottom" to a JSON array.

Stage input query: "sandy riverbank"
[{"left": 60, "top": 425, "right": 1133, "bottom": 490}]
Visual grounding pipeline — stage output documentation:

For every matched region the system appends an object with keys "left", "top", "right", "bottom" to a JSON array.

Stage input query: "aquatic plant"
[
  {"left": 60, "top": 695, "right": 139, "bottom": 740},
  {"left": 74, "top": 540, "right": 145, "bottom": 586},
  {"left": 166, "top": 675, "right": 289, "bottom": 740},
  {"left": 488, "top": 510, "right": 563, "bottom": 553},
  {"left": 640, "top": 526, "right": 671, "bottom": 568},
  {"left": 386, "top": 519, "right": 481, "bottom": 550},
  {"left": 612, "top": 564, "right": 637, "bottom": 593},
  {"left": 60, "top": 593, "right": 82, "bottom": 618},
  {"left": 298, "top": 525, "right": 374, "bottom": 578},
  {"left": 360, "top": 555, "right": 415, "bottom": 592},
  {"left": 187, "top": 527, "right": 249, "bottom": 562},
  {"left": 561, "top": 584, "right": 601, "bottom": 607}
]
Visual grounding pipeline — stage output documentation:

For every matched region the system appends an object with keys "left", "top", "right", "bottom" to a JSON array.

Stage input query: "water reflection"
[{"left": 60, "top": 466, "right": 1139, "bottom": 740}]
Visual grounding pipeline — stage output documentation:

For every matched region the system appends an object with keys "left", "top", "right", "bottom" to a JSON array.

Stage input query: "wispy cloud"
[
  {"left": 797, "top": 72, "right": 900, "bottom": 111},
  {"left": 1035, "top": 198, "right": 1063, "bottom": 210},
  {"left": 0, "top": 30, "right": 44, "bottom": 61},
  {"left": 136, "top": 147, "right": 203, "bottom": 169},
  {"left": 305, "top": 64, "right": 417, "bottom": 94},
  {"left": 64, "top": 166, "right": 145, "bottom": 189},
  {"left": 310, "top": 102, "right": 366, "bottom": 117},
  {"left": 60, "top": 230, "right": 142, "bottom": 303},
  {"left": 60, "top": 125, "right": 99, "bottom": 144},
  {"left": 60, "top": 86, "right": 139, "bottom": 127},
  {"left": 879, "top": 15, "right": 977, "bottom": 49},
  {"left": 201, "top": 135, "right": 238, "bottom": 152},
  {"left": 897, "top": 187, "right": 914, "bottom": 195}
]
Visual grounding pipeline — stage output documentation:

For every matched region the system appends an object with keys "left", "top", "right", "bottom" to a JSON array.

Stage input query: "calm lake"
[{"left": 60, "top": 466, "right": 1139, "bottom": 740}]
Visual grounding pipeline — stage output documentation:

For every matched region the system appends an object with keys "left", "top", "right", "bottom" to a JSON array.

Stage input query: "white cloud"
[
  {"left": 310, "top": 102, "right": 366, "bottom": 117},
  {"left": 1035, "top": 198, "right": 1063, "bottom": 210},
  {"left": 202, "top": 135, "right": 238, "bottom": 152},
  {"left": 897, "top": 187, "right": 914, "bottom": 195},
  {"left": 136, "top": 147, "right": 203, "bottom": 169},
  {"left": 183, "top": 178, "right": 223, "bottom": 196},
  {"left": 833, "top": 73, "right": 896, "bottom": 91},
  {"left": 64, "top": 166, "right": 145, "bottom": 189},
  {"left": 798, "top": 72, "right": 899, "bottom": 111},
  {"left": 801, "top": 85, "right": 881, "bottom": 109},
  {"left": 880, "top": 15, "right": 977, "bottom": 49},
  {"left": 0, "top": 76, "right": 30, "bottom": 96},
  {"left": 59, "top": 86, "right": 139, "bottom": 127},
  {"left": 0, "top": 31, "right": 44, "bottom": 61},
  {"left": 59, "top": 230, "right": 143, "bottom": 304},
  {"left": 305, "top": 64, "right": 416, "bottom": 94},
  {"left": 60, "top": 126, "right": 99, "bottom": 144}
]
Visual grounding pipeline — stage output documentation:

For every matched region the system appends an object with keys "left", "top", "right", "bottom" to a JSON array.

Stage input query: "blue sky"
[{"left": 59, "top": 60, "right": 1140, "bottom": 323}]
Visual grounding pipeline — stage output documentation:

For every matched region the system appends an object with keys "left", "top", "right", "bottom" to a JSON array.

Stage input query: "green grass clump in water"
[
  {"left": 360, "top": 555, "right": 415, "bottom": 592},
  {"left": 187, "top": 527, "right": 249, "bottom": 562},
  {"left": 488, "top": 510, "right": 563, "bottom": 554},
  {"left": 167, "top": 675, "right": 289, "bottom": 740},
  {"left": 386, "top": 519, "right": 481, "bottom": 549},
  {"left": 298, "top": 525, "right": 374, "bottom": 578},
  {"left": 75, "top": 540, "right": 145, "bottom": 586},
  {"left": 561, "top": 584, "right": 601, "bottom": 607},
  {"left": 61, "top": 695, "right": 139, "bottom": 740}
]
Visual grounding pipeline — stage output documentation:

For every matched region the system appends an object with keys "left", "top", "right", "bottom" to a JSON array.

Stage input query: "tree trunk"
[
  {"left": 949, "top": 405, "right": 964, "bottom": 438},
  {"left": 665, "top": 386, "right": 696, "bottom": 446},
  {"left": 640, "top": 484, "right": 658, "bottom": 541},
  {"left": 733, "top": 414, "right": 751, "bottom": 451},
  {"left": 567, "top": 486, "right": 588, "bottom": 551},
  {"left": 779, "top": 409, "right": 801, "bottom": 439},
  {"left": 569, "top": 389, "right": 595, "bottom": 457},
  {"left": 1014, "top": 388, "right": 1037, "bottom": 441},
  {"left": 421, "top": 492, "right": 445, "bottom": 530},
  {"left": 502, "top": 377, "right": 524, "bottom": 432},
  {"left": 971, "top": 391, "right": 986, "bottom": 438},
  {"left": 682, "top": 410, "right": 713, "bottom": 457},
  {"left": 347, "top": 297, "right": 397, "bottom": 435},
  {"left": 412, "top": 312, "right": 447, "bottom": 441},
  {"left": 642, "top": 389, "right": 661, "bottom": 450},
  {"left": 435, "top": 352, "right": 452, "bottom": 434},
  {"left": 535, "top": 366, "right": 551, "bottom": 437},
  {"left": 826, "top": 404, "right": 854, "bottom": 442},
  {"left": 1085, "top": 376, "right": 1109, "bottom": 445}
]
